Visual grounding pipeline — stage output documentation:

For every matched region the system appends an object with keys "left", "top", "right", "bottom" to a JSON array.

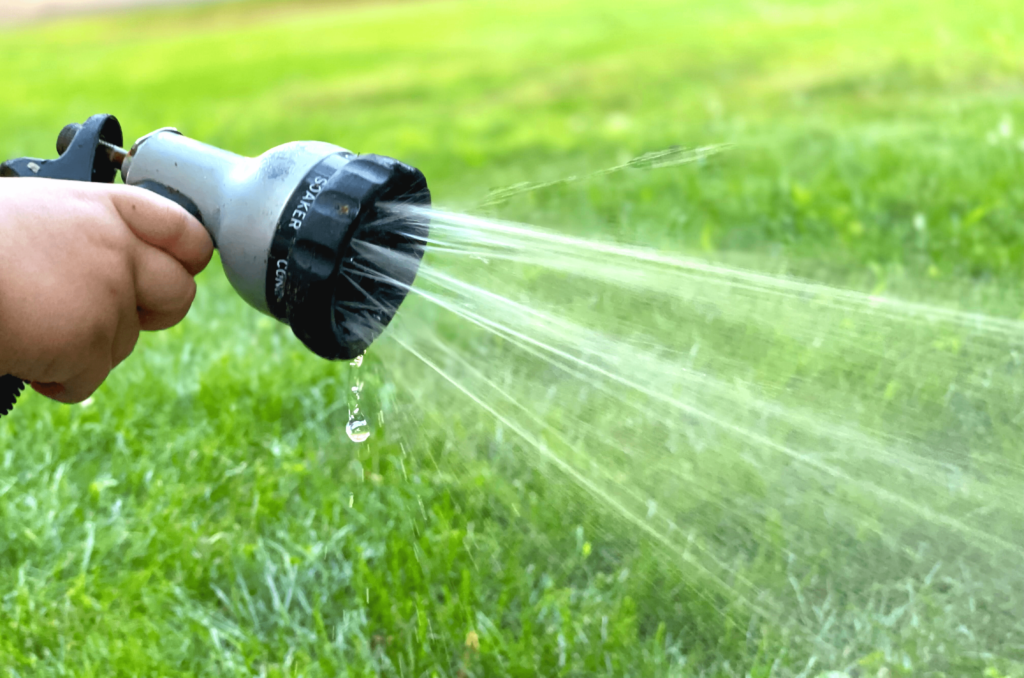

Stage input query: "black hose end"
[
  {"left": 269, "top": 154, "right": 430, "bottom": 360},
  {"left": 0, "top": 375, "right": 26, "bottom": 417}
]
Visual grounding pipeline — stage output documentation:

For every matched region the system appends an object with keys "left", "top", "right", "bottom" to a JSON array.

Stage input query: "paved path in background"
[{"left": 0, "top": 0, "right": 221, "bottom": 26}]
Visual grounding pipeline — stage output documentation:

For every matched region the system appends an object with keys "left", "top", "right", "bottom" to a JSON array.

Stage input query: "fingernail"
[{"left": 32, "top": 382, "right": 66, "bottom": 398}]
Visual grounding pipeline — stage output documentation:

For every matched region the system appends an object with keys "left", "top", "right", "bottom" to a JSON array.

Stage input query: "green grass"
[{"left": 2, "top": 0, "right": 1024, "bottom": 675}]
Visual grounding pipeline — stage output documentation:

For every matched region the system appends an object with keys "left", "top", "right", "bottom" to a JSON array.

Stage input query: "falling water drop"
[
  {"left": 346, "top": 353, "right": 372, "bottom": 443},
  {"left": 346, "top": 404, "right": 370, "bottom": 443}
]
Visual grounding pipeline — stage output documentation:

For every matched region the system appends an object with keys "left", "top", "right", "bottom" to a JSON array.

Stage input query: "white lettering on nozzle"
[
  {"left": 274, "top": 259, "right": 288, "bottom": 298},
  {"left": 288, "top": 175, "right": 327, "bottom": 231}
]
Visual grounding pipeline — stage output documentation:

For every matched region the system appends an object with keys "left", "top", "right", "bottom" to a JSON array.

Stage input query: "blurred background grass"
[{"left": 1, "top": 0, "right": 1023, "bottom": 675}]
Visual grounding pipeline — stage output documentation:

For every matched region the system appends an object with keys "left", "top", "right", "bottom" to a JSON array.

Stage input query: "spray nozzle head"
[{"left": 270, "top": 153, "right": 430, "bottom": 360}]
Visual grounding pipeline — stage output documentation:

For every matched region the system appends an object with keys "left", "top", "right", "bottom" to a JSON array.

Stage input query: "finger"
[
  {"left": 39, "top": 359, "right": 111, "bottom": 404},
  {"left": 133, "top": 244, "right": 198, "bottom": 331},
  {"left": 32, "top": 312, "right": 138, "bottom": 401},
  {"left": 111, "top": 304, "right": 141, "bottom": 366},
  {"left": 107, "top": 184, "right": 214, "bottom": 275}
]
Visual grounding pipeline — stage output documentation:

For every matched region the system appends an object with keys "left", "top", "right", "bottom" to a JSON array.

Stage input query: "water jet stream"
[{"left": 358, "top": 204, "right": 1024, "bottom": 667}]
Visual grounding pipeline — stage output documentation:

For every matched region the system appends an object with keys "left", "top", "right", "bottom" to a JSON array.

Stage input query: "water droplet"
[
  {"left": 346, "top": 417, "right": 371, "bottom": 443},
  {"left": 346, "top": 353, "right": 371, "bottom": 443}
]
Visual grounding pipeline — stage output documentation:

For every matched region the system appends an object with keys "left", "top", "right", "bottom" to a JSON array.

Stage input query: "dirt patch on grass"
[{"left": 0, "top": 0, "right": 224, "bottom": 26}]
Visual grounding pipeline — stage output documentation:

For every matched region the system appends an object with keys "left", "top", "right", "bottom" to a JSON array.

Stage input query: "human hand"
[{"left": 0, "top": 178, "right": 213, "bottom": 403}]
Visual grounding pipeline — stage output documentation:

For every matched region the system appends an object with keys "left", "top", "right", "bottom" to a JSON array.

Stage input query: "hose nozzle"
[{"left": 123, "top": 128, "right": 430, "bottom": 360}]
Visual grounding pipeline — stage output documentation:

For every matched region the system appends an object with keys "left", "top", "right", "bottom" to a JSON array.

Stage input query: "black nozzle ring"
[{"left": 265, "top": 153, "right": 430, "bottom": 360}]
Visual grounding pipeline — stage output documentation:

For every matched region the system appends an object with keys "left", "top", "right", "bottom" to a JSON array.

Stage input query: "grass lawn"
[{"left": 1, "top": 0, "right": 1024, "bottom": 675}]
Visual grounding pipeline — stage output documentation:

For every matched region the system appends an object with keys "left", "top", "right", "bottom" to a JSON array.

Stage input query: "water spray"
[{"left": 0, "top": 114, "right": 431, "bottom": 415}]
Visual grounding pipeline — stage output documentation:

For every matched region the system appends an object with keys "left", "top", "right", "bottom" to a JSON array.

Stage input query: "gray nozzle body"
[{"left": 122, "top": 131, "right": 351, "bottom": 315}]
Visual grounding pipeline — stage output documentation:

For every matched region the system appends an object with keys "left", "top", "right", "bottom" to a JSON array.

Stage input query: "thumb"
[{"left": 105, "top": 184, "right": 214, "bottom": 276}]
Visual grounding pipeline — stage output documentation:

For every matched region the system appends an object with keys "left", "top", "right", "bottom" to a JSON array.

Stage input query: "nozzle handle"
[
  {"left": 0, "top": 114, "right": 124, "bottom": 182},
  {"left": 0, "top": 376, "right": 26, "bottom": 417}
]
